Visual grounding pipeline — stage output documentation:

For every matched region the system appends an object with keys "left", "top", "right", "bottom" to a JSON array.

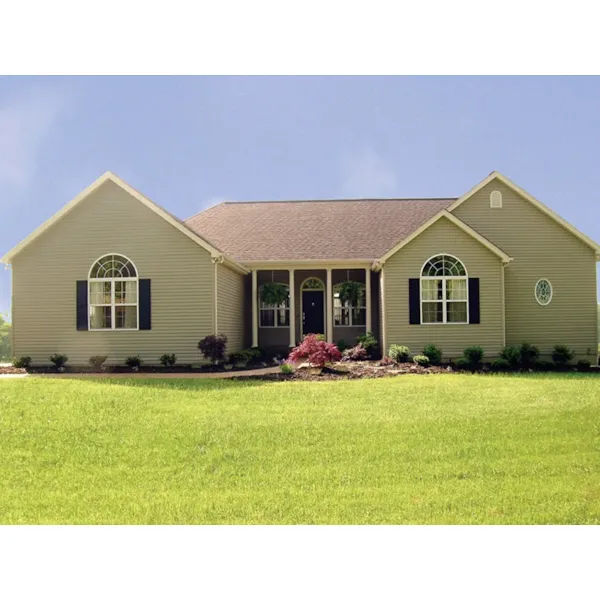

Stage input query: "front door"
[{"left": 302, "top": 290, "right": 325, "bottom": 335}]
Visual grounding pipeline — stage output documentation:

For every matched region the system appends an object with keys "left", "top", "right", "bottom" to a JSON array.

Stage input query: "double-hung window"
[{"left": 420, "top": 255, "right": 468, "bottom": 324}]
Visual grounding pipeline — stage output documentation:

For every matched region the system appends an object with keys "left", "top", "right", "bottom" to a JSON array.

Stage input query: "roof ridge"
[{"left": 219, "top": 197, "right": 457, "bottom": 205}]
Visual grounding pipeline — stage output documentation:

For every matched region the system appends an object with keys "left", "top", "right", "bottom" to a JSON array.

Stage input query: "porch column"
[
  {"left": 326, "top": 267, "right": 333, "bottom": 343},
  {"left": 289, "top": 269, "right": 296, "bottom": 347},
  {"left": 251, "top": 270, "right": 258, "bottom": 347},
  {"left": 365, "top": 268, "right": 372, "bottom": 332}
]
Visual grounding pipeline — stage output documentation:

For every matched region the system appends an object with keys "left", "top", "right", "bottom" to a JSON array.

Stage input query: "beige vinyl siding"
[
  {"left": 12, "top": 180, "right": 214, "bottom": 365},
  {"left": 384, "top": 217, "right": 504, "bottom": 358},
  {"left": 453, "top": 180, "right": 598, "bottom": 358},
  {"left": 216, "top": 262, "right": 244, "bottom": 353}
]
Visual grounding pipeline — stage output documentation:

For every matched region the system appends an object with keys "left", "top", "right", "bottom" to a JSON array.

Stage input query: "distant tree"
[{"left": 0, "top": 313, "right": 11, "bottom": 360}]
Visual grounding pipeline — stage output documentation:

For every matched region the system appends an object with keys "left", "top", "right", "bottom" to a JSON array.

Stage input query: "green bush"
[
  {"left": 551, "top": 344, "right": 574, "bottom": 367},
  {"left": 423, "top": 344, "right": 442, "bottom": 365},
  {"left": 125, "top": 355, "right": 143, "bottom": 369},
  {"left": 576, "top": 359, "right": 591, "bottom": 372},
  {"left": 279, "top": 362, "right": 294, "bottom": 374},
  {"left": 413, "top": 354, "right": 430, "bottom": 367},
  {"left": 389, "top": 344, "right": 411, "bottom": 363},
  {"left": 159, "top": 353, "right": 177, "bottom": 368},
  {"left": 454, "top": 357, "right": 471, "bottom": 371},
  {"left": 463, "top": 346, "right": 484, "bottom": 371},
  {"left": 336, "top": 339, "right": 350, "bottom": 353},
  {"left": 50, "top": 354, "right": 68, "bottom": 370},
  {"left": 13, "top": 356, "right": 31, "bottom": 369},
  {"left": 500, "top": 346, "right": 521, "bottom": 369},
  {"left": 89, "top": 355, "right": 108, "bottom": 369},
  {"left": 491, "top": 358, "right": 511, "bottom": 372},
  {"left": 533, "top": 360, "right": 555, "bottom": 372},
  {"left": 356, "top": 331, "right": 379, "bottom": 359},
  {"left": 519, "top": 342, "right": 540, "bottom": 370}
]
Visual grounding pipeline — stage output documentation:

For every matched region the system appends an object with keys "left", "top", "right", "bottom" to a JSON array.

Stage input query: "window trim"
[
  {"left": 333, "top": 282, "right": 366, "bottom": 328},
  {"left": 534, "top": 278, "right": 553, "bottom": 306},
  {"left": 258, "top": 283, "right": 290, "bottom": 328},
  {"left": 419, "top": 254, "right": 469, "bottom": 326},
  {"left": 88, "top": 254, "right": 139, "bottom": 332}
]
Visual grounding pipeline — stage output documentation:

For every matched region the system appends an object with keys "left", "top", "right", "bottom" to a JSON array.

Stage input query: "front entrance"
[{"left": 302, "top": 290, "right": 325, "bottom": 335}]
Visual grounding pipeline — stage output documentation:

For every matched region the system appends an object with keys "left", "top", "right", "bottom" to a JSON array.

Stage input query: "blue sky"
[{"left": 1, "top": 76, "right": 600, "bottom": 316}]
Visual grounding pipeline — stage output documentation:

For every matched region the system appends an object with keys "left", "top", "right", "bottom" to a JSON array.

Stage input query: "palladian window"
[
  {"left": 88, "top": 254, "right": 138, "bottom": 330},
  {"left": 420, "top": 254, "right": 468, "bottom": 324}
]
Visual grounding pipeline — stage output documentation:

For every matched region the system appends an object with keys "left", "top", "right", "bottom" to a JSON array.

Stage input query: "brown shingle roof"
[{"left": 184, "top": 198, "right": 456, "bottom": 262}]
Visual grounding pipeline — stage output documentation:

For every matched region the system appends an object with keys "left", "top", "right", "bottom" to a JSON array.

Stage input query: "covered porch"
[{"left": 247, "top": 262, "right": 379, "bottom": 350}]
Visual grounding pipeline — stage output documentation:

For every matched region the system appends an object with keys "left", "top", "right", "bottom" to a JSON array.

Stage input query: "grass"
[{"left": 0, "top": 374, "right": 599, "bottom": 524}]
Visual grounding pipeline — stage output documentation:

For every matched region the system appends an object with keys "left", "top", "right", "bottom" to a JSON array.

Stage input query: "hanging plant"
[
  {"left": 338, "top": 281, "right": 364, "bottom": 307},
  {"left": 260, "top": 282, "right": 289, "bottom": 306}
]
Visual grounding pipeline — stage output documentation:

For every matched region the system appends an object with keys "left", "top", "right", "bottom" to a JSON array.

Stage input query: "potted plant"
[{"left": 260, "top": 282, "right": 289, "bottom": 306}]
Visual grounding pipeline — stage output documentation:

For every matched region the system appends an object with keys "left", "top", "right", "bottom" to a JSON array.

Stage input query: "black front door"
[{"left": 302, "top": 291, "right": 325, "bottom": 335}]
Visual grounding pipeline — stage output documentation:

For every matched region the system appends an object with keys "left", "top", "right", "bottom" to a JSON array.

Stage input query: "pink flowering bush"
[{"left": 288, "top": 334, "right": 342, "bottom": 368}]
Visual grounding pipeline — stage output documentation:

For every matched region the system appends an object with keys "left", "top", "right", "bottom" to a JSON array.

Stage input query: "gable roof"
[
  {"left": 184, "top": 198, "right": 456, "bottom": 262},
  {"left": 375, "top": 210, "right": 512, "bottom": 268},
  {"left": 448, "top": 171, "right": 600, "bottom": 256},
  {"left": 0, "top": 172, "right": 248, "bottom": 274}
]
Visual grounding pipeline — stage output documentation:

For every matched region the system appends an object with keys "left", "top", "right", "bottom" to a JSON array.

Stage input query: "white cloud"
[
  {"left": 340, "top": 147, "right": 397, "bottom": 198},
  {"left": 0, "top": 86, "right": 67, "bottom": 189}
]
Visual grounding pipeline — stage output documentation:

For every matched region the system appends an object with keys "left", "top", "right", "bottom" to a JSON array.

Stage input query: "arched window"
[
  {"left": 259, "top": 284, "right": 290, "bottom": 327},
  {"left": 88, "top": 254, "right": 138, "bottom": 330},
  {"left": 333, "top": 282, "right": 366, "bottom": 326},
  {"left": 420, "top": 254, "right": 468, "bottom": 324}
]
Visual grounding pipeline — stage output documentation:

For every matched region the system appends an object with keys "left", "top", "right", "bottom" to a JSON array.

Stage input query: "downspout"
[{"left": 212, "top": 256, "right": 224, "bottom": 335}]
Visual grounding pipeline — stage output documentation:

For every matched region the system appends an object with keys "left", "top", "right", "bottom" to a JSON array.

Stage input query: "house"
[{"left": 1, "top": 171, "right": 598, "bottom": 365}]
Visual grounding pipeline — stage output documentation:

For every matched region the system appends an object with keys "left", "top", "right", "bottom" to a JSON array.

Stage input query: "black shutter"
[
  {"left": 409, "top": 278, "right": 420, "bottom": 325},
  {"left": 76, "top": 280, "right": 88, "bottom": 331},
  {"left": 468, "top": 278, "right": 480, "bottom": 324},
  {"left": 139, "top": 279, "right": 151, "bottom": 330}
]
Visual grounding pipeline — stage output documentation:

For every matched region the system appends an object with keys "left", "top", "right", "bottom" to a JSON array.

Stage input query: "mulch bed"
[
  {"left": 19, "top": 363, "right": 274, "bottom": 375},
  {"left": 233, "top": 361, "right": 452, "bottom": 382}
]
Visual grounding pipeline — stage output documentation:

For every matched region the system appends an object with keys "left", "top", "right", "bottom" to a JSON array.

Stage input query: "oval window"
[{"left": 535, "top": 279, "right": 552, "bottom": 306}]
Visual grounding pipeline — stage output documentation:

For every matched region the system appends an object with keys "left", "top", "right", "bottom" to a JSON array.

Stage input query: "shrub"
[
  {"left": 519, "top": 342, "right": 540, "bottom": 370},
  {"left": 279, "top": 362, "right": 294, "bottom": 374},
  {"left": 342, "top": 343, "right": 369, "bottom": 362},
  {"left": 336, "top": 339, "right": 350, "bottom": 353},
  {"left": 356, "top": 331, "right": 379, "bottom": 359},
  {"left": 89, "top": 355, "right": 108, "bottom": 370},
  {"left": 389, "top": 344, "right": 410, "bottom": 363},
  {"left": 198, "top": 334, "right": 228, "bottom": 365},
  {"left": 413, "top": 354, "right": 430, "bottom": 367},
  {"left": 500, "top": 346, "right": 521, "bottom": 369},
  {"left": 378, "top": 355, "right": 396, "bottom": 367},
  {"left": 289, "top": 334, "right": 342, "bottom": 368},
  {"left": 125, "top": 355, "right": 143, "bottom": 369},
  {"left": 50, "top": 354, "right": 68, "bottom": 370},
  {"left": 13, "top": 356, "right": 31, "bottom": 369},
  {"left": 576, "top": 359, "right": 591, "bottom": 372},
  {"left": 463, "top": 346, "right": 484, "bottom": 371},
  {"left": 159, "top": 353, "right": 177, "bottom": 368},
  {"left": 491, "top": 358, "right": 511, "bottom": 372},
  {"left": 454, "top": 357, "right": 471, "bottom": 371},
  {"left": 228, "top": 351, "right": 247, "bottom": 365},
  {"left": 551, "top": 344, "right": 574, "bottom": 367},
  {"left": 423, "top": 344, "right": 442, "bottom": 365},
  {"left": 533, "top": 360, "right": 554, "bottom": 372}
]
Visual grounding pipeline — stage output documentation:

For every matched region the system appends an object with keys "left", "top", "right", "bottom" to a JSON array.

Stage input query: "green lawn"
[{"left": 0, "top": 374, "right": 599, "bottom": 524}]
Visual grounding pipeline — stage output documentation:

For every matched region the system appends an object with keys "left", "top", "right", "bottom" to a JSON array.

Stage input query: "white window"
[
  {"left": 333, "top": 282, "right": 366, "bottom": 326},
  {"left": 421, "top": 254, "right": 468, "bottom": 324},
  {"left": 490, "top": 190, "right": 503, "bottom": 208},
  {"left": 535, "top": 279, "right": 553, "bottom": 306},
  {"left": 88, "top": 254, "right": 138, "bottom": 330},
  {"left": 259, "top": 284, "right": 290, "bottom": 327}
]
